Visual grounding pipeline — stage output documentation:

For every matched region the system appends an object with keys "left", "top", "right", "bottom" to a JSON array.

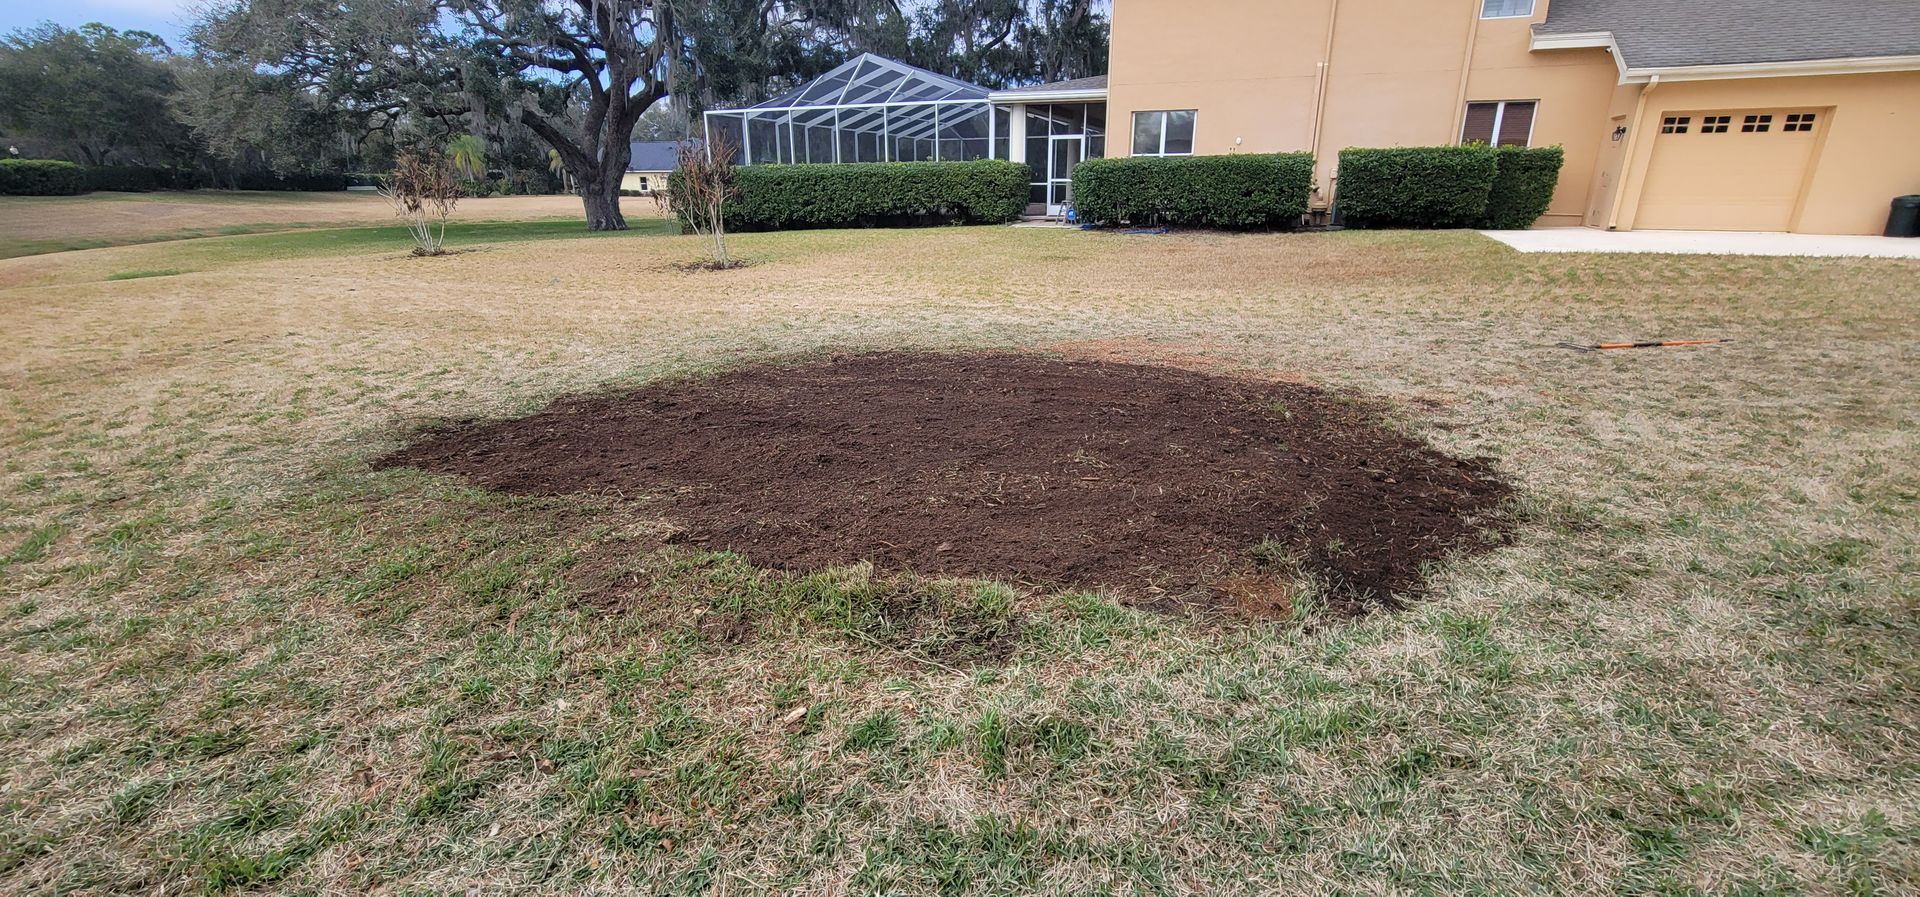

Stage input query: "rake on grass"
[{"left": 1556, "top": 338, "right": 1731, "bottom": 352}]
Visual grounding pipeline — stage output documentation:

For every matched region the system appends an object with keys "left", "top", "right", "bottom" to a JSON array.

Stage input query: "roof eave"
[
  {"left": 1620, "top": 54, "right": 1920, "bottom": 83},
  {"left": 1534, "top": 28, "right": 1920, "bottom": 84},
  {"left": 987, "top": 88, "right": 1108, "bottom": 104}
]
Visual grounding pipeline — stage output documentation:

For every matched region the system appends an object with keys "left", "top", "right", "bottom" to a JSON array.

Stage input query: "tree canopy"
[
  {"left": 0, "top": 23, "right": 193, "bottom": 166},
  {"left": 0, "top": 3, "right": 1109, "bottom": 225}
]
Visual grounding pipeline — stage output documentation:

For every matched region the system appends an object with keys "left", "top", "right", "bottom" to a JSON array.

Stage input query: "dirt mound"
[{"left": 378, "top": 353, "right": 1511, "bottom": 612}]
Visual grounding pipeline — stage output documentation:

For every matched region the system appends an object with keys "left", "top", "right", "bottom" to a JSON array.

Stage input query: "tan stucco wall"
[
  {"left": 1459, "top": 14, "right": 1621, "bottom": 226},
  {"left": 1609, "top": 72, "right": 1920, "bottom": 235},
  {"left": 1107, "top": 0, "right": 1619, "bottom": 223},
  {"left": 1107, "top": 0, "right": 1920, "bottom": 233},
  {"left": 1107, "top": 0, "right": 1330, "bottom": 161}
]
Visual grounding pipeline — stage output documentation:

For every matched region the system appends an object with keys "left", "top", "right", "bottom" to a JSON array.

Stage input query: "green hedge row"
[
  {"left": 1483, "top": 145, "right": 1566, "bottom": 230},
  {"left": 83, "top": 165, "right": 210, "bottom": 192},
  {"left": 0, "top": 161, "right": 356, "bottom": 195},
  {"left": 0, "top": 159, "right": 86, "bottom": 195},
  {"left": 1336, "top": 145, "right": 1563, "bottom": 229},
  {"left": 675, "top": 160, "right": 1029, "bottom": 230},
  {"left": 1071, "top": 153, "right": 1314, "bottom": 229}
]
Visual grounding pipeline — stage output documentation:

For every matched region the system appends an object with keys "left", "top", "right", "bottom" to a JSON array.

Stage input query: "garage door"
[{"left": 1635, "top": 109, "right": 1823, "bottom": 232}]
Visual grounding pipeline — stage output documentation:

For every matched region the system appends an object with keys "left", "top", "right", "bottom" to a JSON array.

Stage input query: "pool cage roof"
[{"left": 703, "top": 54, "right": 1002, "bottom": 165}]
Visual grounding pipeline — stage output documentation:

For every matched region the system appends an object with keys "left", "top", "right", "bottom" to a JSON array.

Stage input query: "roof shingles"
[{"left": 1538, "top": 0, "right": 1920, "bottom": 69}]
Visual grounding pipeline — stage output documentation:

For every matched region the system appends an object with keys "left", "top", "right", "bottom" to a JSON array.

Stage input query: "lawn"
[
  {"left": 0, "top": 218, "right": 1915, "bottom": 895},
  {"left": 0, "top": 192, "right": 621, "bottom": 259}
]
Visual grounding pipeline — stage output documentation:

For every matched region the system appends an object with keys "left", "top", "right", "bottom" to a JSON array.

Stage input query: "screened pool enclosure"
[
  {"left": 703, "top": 53, "right": 1108, "bottom": 214},
  {"left": 704, "top": 54, "right": 1008, "bottom": 165}
]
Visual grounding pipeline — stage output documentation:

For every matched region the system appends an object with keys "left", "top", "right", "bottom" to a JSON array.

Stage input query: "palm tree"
[{"left": 446, "top": 134, "right": 488, "bottom": 183}]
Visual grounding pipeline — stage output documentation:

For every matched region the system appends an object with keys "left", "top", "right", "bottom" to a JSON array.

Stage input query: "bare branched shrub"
[
  {"left": 667, "top": 133, "right": 740, "bottom": 268},
  {"left": 380, "top": 151, "right": 460, "bottom": 256}
]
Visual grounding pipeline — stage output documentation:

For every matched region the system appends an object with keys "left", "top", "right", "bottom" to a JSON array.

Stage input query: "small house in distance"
[{"left": 622, "top": 141, "right": 687, "bottom": 195}]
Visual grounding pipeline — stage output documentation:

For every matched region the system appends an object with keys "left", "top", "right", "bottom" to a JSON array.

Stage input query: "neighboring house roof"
[
  {"left": 1537, "top": 0, "right": 1920, "bottom": 71},
  {"left": 627, "top": 140, "right": 688, "bottom": 172}
]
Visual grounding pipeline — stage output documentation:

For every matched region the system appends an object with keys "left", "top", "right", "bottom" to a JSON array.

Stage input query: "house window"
[
  {"left": 1131, "top": 110, "right": 1195, "bottom": 156},
  {"left": 1701, "top": 115, "right": 1732, "bottom": 133},
  {"left": 1661, "top": 116, "right": 1691, "bottom": 134},
  {"left": 1481, "top": 0, "right": 1534, "bottom": 18},
  {"left": 638, "top": 176, "right": 651, "bottom": 191},
  {"left": 1741, "top": 114, "right": 1773, "bottom": 133},
  {"left": 1461, "top": 100, "right": 1536, "bottom": 147},
  {"left": 1785, "top": 113, "right": 1817, "bottom": 132}
]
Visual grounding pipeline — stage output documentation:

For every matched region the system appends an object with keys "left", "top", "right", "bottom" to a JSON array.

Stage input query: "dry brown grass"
[
  {"left": 1, "top": 225, "right": 1915, "bottom": 895},
  {"left": 0, "top": 192, "right": 638, "bottom": 258}
]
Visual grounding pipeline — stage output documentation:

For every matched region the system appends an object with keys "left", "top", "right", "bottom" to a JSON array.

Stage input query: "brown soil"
[{"left": 377, "top": 353, "right": 1512, "bottom": 613}]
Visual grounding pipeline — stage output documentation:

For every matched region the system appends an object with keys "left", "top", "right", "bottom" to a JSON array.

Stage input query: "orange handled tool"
[{"left": 1557, "top": 338, "right": 1730, "bottom": 352}]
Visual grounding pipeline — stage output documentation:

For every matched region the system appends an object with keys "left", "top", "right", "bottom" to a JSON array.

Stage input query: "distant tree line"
[{"left": 0, "top": 2, "right": 1108, "bottom": 228}]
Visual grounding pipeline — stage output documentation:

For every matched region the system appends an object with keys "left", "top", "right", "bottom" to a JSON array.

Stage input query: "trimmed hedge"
[
  {"left": 1072, "top": 153, "right": 1314, "bottom": 229},
  {"left": 673, "top": 160, "right": 1029, "bottom": 230},
  {"left": 1335, "top": 146, "right": 1498, "bottom": 229},
  {"left": 0, "top": 159, "right": 86, "bottom": 196},
  {"left": 232, "top": 170, "right": 349, "bottom": 192},
  {"left": 1335, "top": 144, "right": 1564, "bottom": 229},
  {"left": 1482, "top": 145, "right": 1565, "bottom": 230},
  {"left": 83, "top": 165, "right": 211, "bottom": 192}
]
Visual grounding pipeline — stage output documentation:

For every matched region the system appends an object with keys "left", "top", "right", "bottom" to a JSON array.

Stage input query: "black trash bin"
[{"left": 1887, "top": 195, "right": 1920, "bottom": 238}]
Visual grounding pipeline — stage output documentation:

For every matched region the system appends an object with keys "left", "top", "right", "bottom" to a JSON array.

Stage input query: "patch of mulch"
[{"left": 376, "top": 352, "right": 1512, "bottom": 614}]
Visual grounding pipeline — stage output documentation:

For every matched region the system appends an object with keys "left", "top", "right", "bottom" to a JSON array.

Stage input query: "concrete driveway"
[{"left": 1481, "top": 228, "right": 1920, "bottom": 259}]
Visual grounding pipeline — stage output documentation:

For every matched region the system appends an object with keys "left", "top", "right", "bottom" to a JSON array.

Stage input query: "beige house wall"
[
  {"left": 1459, "top": 14, "right": 1621, "bottom": 227},
  {"left": 1107, "top": 0, "right": 1919, "bottom": 234},
  {"left": 1108, "top": 0, "right": 1619, "bottom": 223},
  {"left": 1609, "top": 72, "right": 1920, "bottom": 235},
  {"left": 1106, "top": 0, "right": 1329, "bottom": 162}
]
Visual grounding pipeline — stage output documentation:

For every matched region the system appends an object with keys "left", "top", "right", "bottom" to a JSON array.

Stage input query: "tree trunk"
[{"left": 581, "top": 177, "right": 628, "bottom": 231}]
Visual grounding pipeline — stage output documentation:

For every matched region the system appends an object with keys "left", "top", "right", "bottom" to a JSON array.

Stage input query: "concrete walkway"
[{"left": 1481, "top": 228, "right": 1920, "bottom": 259}]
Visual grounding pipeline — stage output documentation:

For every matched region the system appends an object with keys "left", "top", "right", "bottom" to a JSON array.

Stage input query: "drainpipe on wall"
[
  {"left": 1308, "top": 0, "right": 1342, "bottom": 209},
  {"left": 1450, "top": 0, "right": 1485, "bottom": 142},
  {"left": 1606, "top": 74, "right": 1658, "bottom": 231}
]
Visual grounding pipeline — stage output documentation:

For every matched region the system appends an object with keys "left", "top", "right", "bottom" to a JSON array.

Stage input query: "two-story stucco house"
[{"left": 704, "top": 1, "right": 1920, "bottom": 235}]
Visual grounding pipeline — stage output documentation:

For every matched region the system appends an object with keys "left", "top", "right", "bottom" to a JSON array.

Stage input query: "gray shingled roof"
[
  {"left": 1538, "top": 0, "right": 1920, "bottom": 69},
  {"left": 993, "top": 75, "right": 1108, "bottom": 95},
  {"left": 627, "top": 141, "right": 688, "bottom": 172}
]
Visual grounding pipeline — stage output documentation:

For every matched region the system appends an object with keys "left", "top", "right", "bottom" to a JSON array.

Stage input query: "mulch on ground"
[{"left": 377, "top": 352, "right": 1512, "bottom": 613}]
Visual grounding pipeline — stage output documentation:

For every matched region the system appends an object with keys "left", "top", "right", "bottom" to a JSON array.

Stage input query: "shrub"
[
  {"left": 0, "top": 159, "right": 86, "bottom": 195},
  {"left": 1335, "top": 144, "right": 1566, "bottom": 230},
  {"left": 1482, "top": 145, "right": 1565, "bottom": 230},
  {"left": 83, "top": 165, "right": 211, "bottom": 192},
  {"left": 673, "top": 160, "right": 1029, "bottom": 231},
  {"left": 231, "top": 170, "right": 349, "bottom": 192},
  {"left": 1335, "top": 146, "right": 1498, "bottom": 229},
  {"left": 1072, "top": 153, "right": 1313, "bottom": 229}
]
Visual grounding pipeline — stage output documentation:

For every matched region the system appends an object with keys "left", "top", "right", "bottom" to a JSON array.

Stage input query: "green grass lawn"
[
  {"left": 0, "top": 223, "right": 1915, "bottom": 895},
  {"left": 0, "top": 191, "right": 605, "bottom": 259}
]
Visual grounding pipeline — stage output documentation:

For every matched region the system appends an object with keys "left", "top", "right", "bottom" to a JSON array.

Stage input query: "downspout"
[
  {"left": 1451, "top": 0, "right": 1486, "bottom": 142},
  {"left": 1308, "top": 0, "right": 1341, "bottom": 207},
  {"left": 1606, "top": 74, "right": 1658, "bottom": 231}
]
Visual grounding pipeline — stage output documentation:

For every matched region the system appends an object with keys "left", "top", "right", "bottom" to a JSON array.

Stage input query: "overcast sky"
[{"left": 0, "top": 0, "right": 199, "bottom": 48}]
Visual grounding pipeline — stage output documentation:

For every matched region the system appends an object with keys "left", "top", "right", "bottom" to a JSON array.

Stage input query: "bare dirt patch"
[{"left": 377, "top": 352, "right": 1512, "bottom": 612}]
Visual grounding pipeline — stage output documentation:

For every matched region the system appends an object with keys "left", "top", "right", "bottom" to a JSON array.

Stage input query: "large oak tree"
[{"left": 458, "top": 0, "right": 676, "bottom": 230}]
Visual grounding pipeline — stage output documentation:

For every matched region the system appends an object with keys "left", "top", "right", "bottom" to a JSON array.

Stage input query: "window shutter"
[
  {"left": 1461, "top": 103, "right": 1498, "bottom": 144},
  {"left": 1497, "top": 102, "right": 1535, "bottom": 146}
]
